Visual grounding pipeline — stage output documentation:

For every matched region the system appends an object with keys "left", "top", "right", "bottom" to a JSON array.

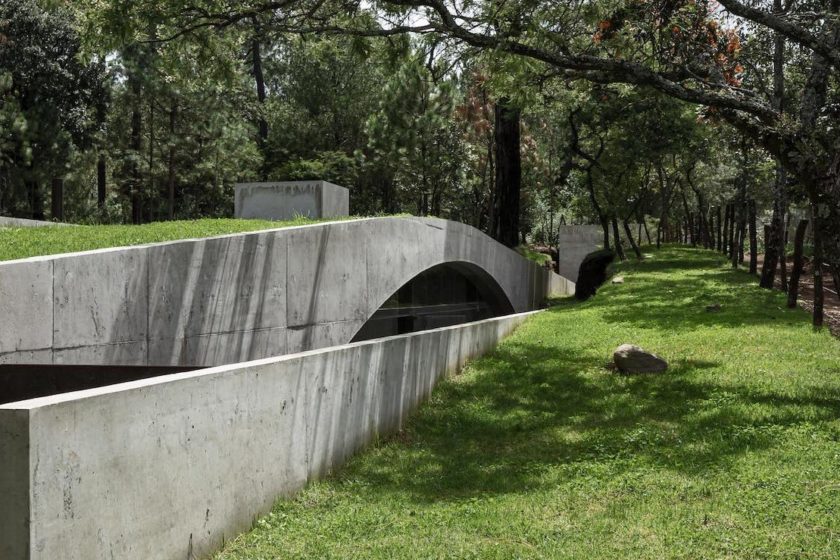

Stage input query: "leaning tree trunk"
[
  {"left": 585, "top": 170, "right": 610, "bottom": 250},
  {"left": 623, "top": 219, "right": 642, "bottom": 259},
  {"left": 787, "top": 219, "right": 810, "bottom": 308},
  {"left": 831, "top": 265, "right": 840, "bottom": 304},
  {"left": 611, "top": 216, "right": 626, "bottom": 260},
  {"left": 493, "top": 97, "right": 521, "bottom": 248}
]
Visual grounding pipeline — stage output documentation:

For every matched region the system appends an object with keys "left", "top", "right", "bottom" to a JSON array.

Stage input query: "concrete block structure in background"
[
  {"left": 555, "top": 225, "right": 605, "bottom": 281},
  {"left": 234, "top": 180, "right": 350, "bottom": 221}
]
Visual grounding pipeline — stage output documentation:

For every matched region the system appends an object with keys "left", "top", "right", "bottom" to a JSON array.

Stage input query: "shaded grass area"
[
  {"left": 216, "top": 247, "right": 840, "bottom": 559},
  {"left": 0, "top": 217, "right": 350, "bottom": 262}
]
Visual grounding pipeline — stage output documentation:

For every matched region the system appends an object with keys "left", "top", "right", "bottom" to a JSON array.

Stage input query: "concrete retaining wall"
[
  {"left": 0, "top": 217, "right": 573, "bottom": 367},
  {"left": 0, "top": 310, "right": 536, "bottom": 560}
]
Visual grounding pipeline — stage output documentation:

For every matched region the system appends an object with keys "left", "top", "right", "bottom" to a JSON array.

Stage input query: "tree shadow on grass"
[
  {"left": 340, "top": 337, "right": 840, "bottom": 504},
  {"left": 335, "top": 248, "right": 840, "bottom": 504}
]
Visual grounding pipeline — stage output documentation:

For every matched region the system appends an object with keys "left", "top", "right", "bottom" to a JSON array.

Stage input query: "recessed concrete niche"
[{"left": 234, "top": 180, "right": 349, "bottom": 221}]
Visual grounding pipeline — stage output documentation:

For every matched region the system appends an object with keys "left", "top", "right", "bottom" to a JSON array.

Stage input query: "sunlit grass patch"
[{"left": 206, "top": 246, "right": 836, "bottom": 558}]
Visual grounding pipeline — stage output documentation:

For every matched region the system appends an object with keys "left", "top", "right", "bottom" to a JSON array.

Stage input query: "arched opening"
[{"left": 351, "top": 262, "right": 515, "bottom": 342}]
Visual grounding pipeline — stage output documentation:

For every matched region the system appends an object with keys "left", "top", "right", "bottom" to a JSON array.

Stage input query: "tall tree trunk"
[
  {"left": 167, "top": 104, "right": 177, "bottom": 220},
  {"left": 722, "top": 204, "right": 731, "bottom": 255},
  {"left": 813, "top": 208, "right": 824, "bottom": 328},
  {"left": 656, "top": 221, "right": 662, "bottom": 248},
  {"left": 774, "top": 0, "right": 788, "bottom": 291},
  {"left": 779, "top": 198, "right": 789, "bottom": 291},
  {"left": 643, "top": 220, "right": 652, "bottom": 245},
  {"left": 28, "top": 180, "right": 44, "bottom": 220},
  {"left": 787, "top": 219, "right": 809, "bottom": 308},
  {"left": 624, "top": 219, "right": 642, "bottom": 259},
  {"left": 147, "top": 98, "right": 155, "bottom": 223},
  {"left": 129, "top": 80, "right": 143, "bottom": 224},
  {"left": 761, "top": 171, "right": 785, "bottom": 288},
  {"left": 51, "top": 178, "right": 63, "bottom": 221},
  {"left": 730, "top": 203, "right": 739, "bottom": 268},
  {"left": 680, "top": 190, "right": 694, "bottom": 246},
  {"left": 493, "top": 98, "right": 521, "bottom": 248},
  {"left": 738, "top": 201, "right": 746, "bottom": 264},
  {"left": 611, "top": 216, "right": 626, "bottom": 261},
  {"left": 706, "top": 209, "right": 715, "bottom": 249},
  {"left": 716, "top": 206, "right": 723, "bottom": 252},
  {"left": 252, "top": 20, "right": 268, "bottom": 159},
  {"left": 748, "top": 199, "right": 758, "bottom": 274},
  {"left": 97, "top": 155, "right": 107, "bottom": 209}
]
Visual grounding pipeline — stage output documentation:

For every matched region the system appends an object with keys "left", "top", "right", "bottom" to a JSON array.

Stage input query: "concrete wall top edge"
[
  {"left": 0, "top": 216, "right": 573, "bottom": 282},
  {"left": 0, "top": 309, "right": 542, "bottom": 411},
  {"left": 234, "top": 180, "right": 344, "bottom": 189},
  {"left": 0, "top": 216, "right": 378, "bottom": 267}
]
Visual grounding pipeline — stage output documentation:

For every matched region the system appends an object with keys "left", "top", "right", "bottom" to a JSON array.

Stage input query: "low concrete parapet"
[{"left": 0, "top": 310, "right": 536, "bottom": 560}]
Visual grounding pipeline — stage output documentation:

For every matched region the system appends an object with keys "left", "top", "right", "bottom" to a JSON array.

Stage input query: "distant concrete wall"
[
  {"left": 0, "top": 217, "right": 573, "bottom": 367},
  {"left": 0, "top": 217, "right": 68, "bottom": 228},
  {"left": 556, "top": 225, "right": 603, "bottom": 281},
  {"left": 0, "top": 311, "right": 535, "bottom": 560},
  {"left": 234, "top": 180, "right": 349, "bottom": 221}
]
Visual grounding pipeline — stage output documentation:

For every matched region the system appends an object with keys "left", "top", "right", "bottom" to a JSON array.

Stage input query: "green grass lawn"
[
  {"left": 0, "top": 217, "right": 342, "bottom": 262},
  {"left": 215, "top": 247, "right": 840, "bottom": 560}
]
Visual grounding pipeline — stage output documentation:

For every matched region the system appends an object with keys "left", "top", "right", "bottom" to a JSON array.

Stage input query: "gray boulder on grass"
[{"left": 612, "top": 344, "right": 668, "bottom": 374}]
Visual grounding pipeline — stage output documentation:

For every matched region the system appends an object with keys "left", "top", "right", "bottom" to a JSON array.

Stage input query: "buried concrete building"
[{"left": 0, "top": 215, "right": 576, "bottom": 559}]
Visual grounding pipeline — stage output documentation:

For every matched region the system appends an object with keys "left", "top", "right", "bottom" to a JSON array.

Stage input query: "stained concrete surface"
[
  {"left": 0, "top": 311, "right": 535, "bottom": 560},
  {"left": 0, "top": 217, "right": 573, "bottom": 367},
  {"left": 234, "top": 180, "right": 349, "bottom": 221}
]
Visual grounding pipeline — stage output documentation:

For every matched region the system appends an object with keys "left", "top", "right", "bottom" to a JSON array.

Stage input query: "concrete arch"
[
  {"left": 350, "top": 260, "right": 517, "bottom": 342},
  {"left": 0, "top": 217, "right": 574, "bottom": 367}
]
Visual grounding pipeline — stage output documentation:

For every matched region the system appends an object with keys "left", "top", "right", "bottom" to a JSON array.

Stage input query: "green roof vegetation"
[
  {"left": 215, "top": 247, "right": 840, "bottom": 559},
  {"left": 0, "top": 217, "right": 354, "bottom": 262}
]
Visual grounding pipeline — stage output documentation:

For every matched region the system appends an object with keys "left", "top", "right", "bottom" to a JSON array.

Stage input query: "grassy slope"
[
  {"left": 216, "top": 247, "right": 840, "bottom": 560},
  {"left": 0, "top": 217, "right": 340, "bottom": 262}
]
